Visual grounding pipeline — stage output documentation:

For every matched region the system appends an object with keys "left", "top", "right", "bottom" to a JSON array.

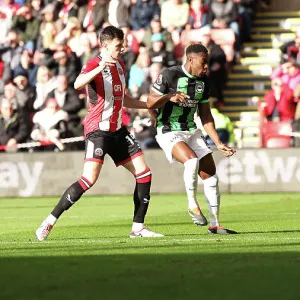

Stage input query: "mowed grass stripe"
[{"left": 1, "top": 194, "right": 300, "bottom": 300}]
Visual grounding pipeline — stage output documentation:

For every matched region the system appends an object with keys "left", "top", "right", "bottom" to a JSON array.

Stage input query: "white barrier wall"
[{"left": 0, "top": 149, "right": 299, "bottom": 197}]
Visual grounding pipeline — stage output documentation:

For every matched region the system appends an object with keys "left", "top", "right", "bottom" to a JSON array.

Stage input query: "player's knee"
[
  {"left": 184, "top": 157, "right": 199, "bottom": 170},
  {"left": 204, "top": 174, "right": 219, "bottom": 187},
  {"left": 135, "top": 167, "right": 152, "bottom": 184}
]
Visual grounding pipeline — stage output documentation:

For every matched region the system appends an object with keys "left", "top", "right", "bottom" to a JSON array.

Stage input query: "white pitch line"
[{"left": 1, "top": 236, "right": 300, "bottom": 245}]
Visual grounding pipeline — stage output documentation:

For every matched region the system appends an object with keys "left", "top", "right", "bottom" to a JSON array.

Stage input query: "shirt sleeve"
[
  {"left": 80, "top": 58, "right": 99, "bottom": 74},
  {"left": 151, "top": 69, "right": 170, "bottom": 95}
]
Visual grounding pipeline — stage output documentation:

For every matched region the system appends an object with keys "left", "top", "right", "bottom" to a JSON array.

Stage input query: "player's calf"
[{"left": 36, "top": 176, "right": 93, "bottom": 241}]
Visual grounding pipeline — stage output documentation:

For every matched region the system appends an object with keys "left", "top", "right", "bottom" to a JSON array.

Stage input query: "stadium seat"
[
  {"left": 266, "top": 137, "right": 291, "bottom": 148},
  {"left": 258, "top": 102, "right": 292, "bottom": 148},
  {"left": 261, "top": 120, "right": 292, "bottom": 148}
]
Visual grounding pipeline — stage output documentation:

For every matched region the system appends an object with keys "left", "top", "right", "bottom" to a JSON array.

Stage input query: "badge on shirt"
[
  {"left": 156, "top": 74, "right": 163, "bottom": 85},
  {"left": 196, "top": 81, "right": 204, "bottom": 93}
]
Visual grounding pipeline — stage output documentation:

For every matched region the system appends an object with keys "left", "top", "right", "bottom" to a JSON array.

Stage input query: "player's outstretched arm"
[
  {"left": 198, "top": 102, "right": 236, "bottom": 157},
  {"left": 147, "top": 90, "right": 189, "bottom": 109},
  {"left": 123, "top": 94, "right": 147, "bottom": 109}
]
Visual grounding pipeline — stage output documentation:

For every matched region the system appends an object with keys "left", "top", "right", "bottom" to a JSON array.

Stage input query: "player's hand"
[
  {"left": 216, "top": 143, "right": 236, "bottom": 157},
  {"left": 169, "top": 92, "right": 190, "bottom": 104},
  {"left": 148, "top": 109, "right": 158, "bottom": 127},
  {"left": 98, "top": 52, "right": 116, "bottom": 69}
]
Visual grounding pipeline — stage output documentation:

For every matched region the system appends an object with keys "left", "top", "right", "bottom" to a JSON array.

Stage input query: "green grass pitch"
[{"left": 1, "top": 193, "right": 300, "bottom": 300}]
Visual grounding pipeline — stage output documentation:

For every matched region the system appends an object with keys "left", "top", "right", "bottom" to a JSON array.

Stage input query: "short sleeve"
[
  {"left": 80, "top": 58, "right": 99, "bottom": 74},
  {"left": 151, "top": 69, "right": 170, "bottom": 95}
]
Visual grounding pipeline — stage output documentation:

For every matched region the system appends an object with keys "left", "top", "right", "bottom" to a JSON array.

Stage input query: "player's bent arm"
[
  {"left": 198, "top": 102, "right": 222, "bottom": 146},
  {"left": 147, "top": 89, "right": 171, "bottom": 109},
  {"left": 74, "top": 65, "right": 105, "bottom": 90},
  {"left": 123, "top": 94, "right": 147, "bottom": 109}
]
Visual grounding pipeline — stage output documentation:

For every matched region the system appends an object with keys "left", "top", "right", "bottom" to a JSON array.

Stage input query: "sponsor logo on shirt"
[
  {"left": 114, "top": 85, "right": 122, "bottom": 92},
  {"left": 178, "top": 99, "right": 198, "bottom": 107}
]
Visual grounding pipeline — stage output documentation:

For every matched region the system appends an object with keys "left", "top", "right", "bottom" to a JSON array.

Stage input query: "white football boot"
[
  {"left": 36, "top": 221, "right": 54, "bottom": 241},
  {"left": 130, "top": 228, "right": 164, "bottom": 238}
]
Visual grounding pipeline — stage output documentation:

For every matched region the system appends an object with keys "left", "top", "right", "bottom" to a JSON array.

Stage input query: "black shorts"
[{"left": 85, "top": 127, "right": 143, "bottom": 166}]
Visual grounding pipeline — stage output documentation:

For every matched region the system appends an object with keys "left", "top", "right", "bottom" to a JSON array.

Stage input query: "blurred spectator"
[
  {"left": 130, "top": 94, "right": 158, "bottom": 149},
  {"left": 12, "top": 3, "right": 40, "bottom": 50},
  {"left": 294, "top": 83, "right": 300, "bottom": 120},
  {"left": 149, "top": 33, "right": 176, "bottom": 67},
  {"left": 120, "top": 44, "right": 138, "bottom": 86},
  {"left": 0, "top": 0, "right": 20, "bottom": 16},
  {"left": 0, "top": 30, "right": 23, "bottom": 83},
  {"left": 57, "top": 0, "right": 78, "bottom": 32},
  {"left": 108, "top": 0, "right": 131, "bottom": 29},
  {"left": 119, "top": 22, "right": 140, "bottom": 54},
  {"left": 209, "top": 0, "right": 240, "bottom": 52},
  {"left": 46, "top": 74, "right": 83, "bottom": 136},
  {"left": 0, "top": 97, "right": 30, "bottom": 149},
  {"left": 187, "top": 0, "right": 209, "bottom": 30},
  {"left": 13, "top": 50, "right": 38, "bottom": 87},
  {"left": 45, "top": 45, "right": 82, "bottom": 86},
  {"left": 30, "top": 0, "right": 43, "bottom": 20},
  {"left": 31, "top": 98, "right": 69, "bottom": 151},
  {"left": 80, "top": 38, "right": 98, "bottom": 66},
  {"left": 55, "top": 17, "right": 87, "bottom": 57},
  {"left": 37, "top": 4, "right": 57, "bottom": 52},
  {"left": 200, "top": 27, "right": 227, "bottom": 103},
  {"left": 142, "top": 16, "right": 174, "bottom": 52},
  {"left": 279, "top": 29, "right": 300, "bottom": 64},
  {"left": 260, "top": 78, "right": 296, "bottom": 122},
  {"left": 3, "top": 81, "right": 16, "bottom": 99},
  {"left": 13, "top": 72, "right": 35, "bottom": 114},
  {"left": 161, "top": 0, "right": 190, "bottom": 32},
  {"left": 0, "top": 4, "right": 14, "bottom": 43},
  {"left": 128, "top": 47, "right": 151, "bottom": 97},
  {"left": 233, "top": 0, "right": 256, "bottom": 43},
  {"left": 270, "top": 62, "right": 300, "bottom": 92},
  {"left": 137, "top": 62, "right": 163, "bottom": 99},
  {"left": 78, "top": 0, "right": 109, "bottom": 33},
  {"left": 195, "top": 98, "right": 235, "bottom": 146},
  {"left": 33, "top": 65, "right": 57, "bottom": 111},
  {"left": 130, "top": 0, "right": 161, "bottom": 31}
]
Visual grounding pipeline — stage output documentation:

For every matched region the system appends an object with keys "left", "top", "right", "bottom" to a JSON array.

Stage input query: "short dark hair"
[
  {"left": 186, "top": 43, "right": 208, "bottom": 56},
  {"left": 99, "top": 26, "right": 124, "bottom": 44}
]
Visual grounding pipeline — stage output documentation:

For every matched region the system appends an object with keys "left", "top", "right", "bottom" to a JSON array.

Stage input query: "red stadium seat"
[
  {"left": 266, "top": 137, "right": 291, "bottom": 148},
  {"left": 258, "top": 102, "right": 292, "bottom": 148},
  {"left": 261, "top": 120, "right": 292, "bottom": 148}
]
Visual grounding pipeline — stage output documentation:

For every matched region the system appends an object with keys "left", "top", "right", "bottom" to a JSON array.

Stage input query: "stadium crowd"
[{"left": 0, "top": 0, "right": 266, "bottom": 151}]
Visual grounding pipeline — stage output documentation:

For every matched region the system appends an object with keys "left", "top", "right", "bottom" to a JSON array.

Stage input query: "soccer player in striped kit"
[
  {"left": 36, "top": 26, "right": 163, "bottom": 240},
  {"left": 148, "top": 43, "right": 237, "bottom": 234}
]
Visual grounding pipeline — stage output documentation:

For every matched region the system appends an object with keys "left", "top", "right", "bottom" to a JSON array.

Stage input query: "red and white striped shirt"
[{"left": 80, "top": 56, "right": 126, "bottom": 135}]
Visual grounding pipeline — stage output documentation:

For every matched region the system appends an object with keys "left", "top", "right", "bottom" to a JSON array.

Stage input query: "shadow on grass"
[
  {"left": 1, "top": 252, "right": 300, "bottom": 300},
  {"left": 240, "top": 230, "right": 300, "bottom": 234}
]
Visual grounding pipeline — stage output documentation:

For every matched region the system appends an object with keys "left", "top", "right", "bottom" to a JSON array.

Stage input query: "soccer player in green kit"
[{"left": 147, "top": 43, "right": 237, "bottom": 234}]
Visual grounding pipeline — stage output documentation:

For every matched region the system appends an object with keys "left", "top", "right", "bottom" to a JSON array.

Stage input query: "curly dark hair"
[
  {"left": 99, "top": 26, "right": 124, "bottom": 44},
  {"left": 186, "top": 43, "right": 208, "bottom": 56}
]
